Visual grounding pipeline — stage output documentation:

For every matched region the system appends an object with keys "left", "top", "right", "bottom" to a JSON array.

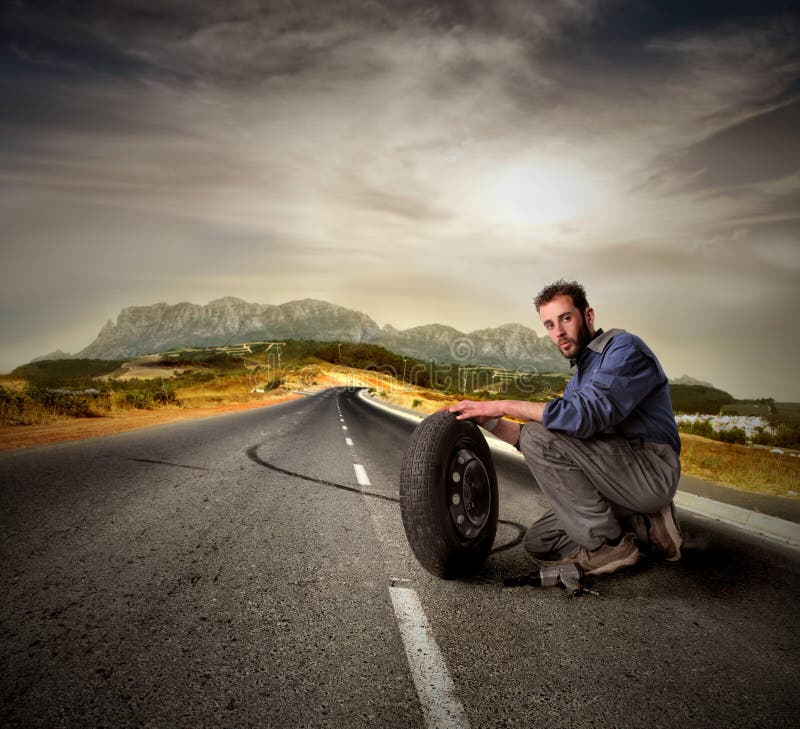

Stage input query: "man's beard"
[{"left": 557, "top": 313, "right": 593, "bottom": 360}]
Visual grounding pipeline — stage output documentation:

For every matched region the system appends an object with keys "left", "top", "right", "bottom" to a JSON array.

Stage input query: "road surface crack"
[{"left": 129, "top": 458, "right": 208, "bottom": 471}]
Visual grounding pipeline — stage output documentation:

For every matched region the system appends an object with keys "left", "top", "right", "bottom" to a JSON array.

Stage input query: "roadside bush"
[
  {"left": 717, "top": 427, "right": 747, "bottom": 445},
  {"left": 116, "top": 385, "right": 177, "bottom": 410},
  {"left": 0, "top": 384, "right": 114, "bottom": 424},
  {"left": 0, "top": 385, "right": 26, "bottom": 423},
  {"left": 262, "top": 375, "right": 282, "bottom": 391},
  {"left": 0, "top": 385, "right": 23, "bottom": 408},
  {"left": 24, "top": 386, "right": 95, "bottom": 418},
  {"left": 119, "top": 390, "right": 152, "bottom": 409},
  {"left": 677, "top": 420, "right": 714, "bottom": 439},
  {"left": 752, "top": 427, "right": 774, "bottom": 447},
  {"left": 755, "top": 424, "right": 800, "bottom": 450}
]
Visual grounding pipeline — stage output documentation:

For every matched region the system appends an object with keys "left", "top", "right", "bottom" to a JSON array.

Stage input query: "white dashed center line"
[
  {"left": 389, "top": 585, "right": 470, "bottom": 729},
  {"left": 340, "top": 398, "right": 468, "bottom": 726},
  {"left": 353, "top": 463, "right": 371, "bottom": 486}
]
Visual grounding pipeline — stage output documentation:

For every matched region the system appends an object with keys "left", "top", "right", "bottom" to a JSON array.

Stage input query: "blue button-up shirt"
[{"left": 542, "top": 328, "right": 681, "bottom": 454}]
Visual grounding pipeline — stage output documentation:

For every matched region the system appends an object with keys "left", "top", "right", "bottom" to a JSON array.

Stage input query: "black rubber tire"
[{"left": 399, "top": 411, "right": 499, "bottom": 579}]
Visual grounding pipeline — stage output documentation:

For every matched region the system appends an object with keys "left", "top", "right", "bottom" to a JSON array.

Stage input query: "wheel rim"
[{"left": 447, "top": 447, "right": 492, "bottom": 540}]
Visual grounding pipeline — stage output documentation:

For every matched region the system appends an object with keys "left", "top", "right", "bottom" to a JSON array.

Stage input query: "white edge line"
[
  {"left": 358, "top": 389, "right": 800, "bottom": 550},
  {"left": 389, "top": 586, "right": 470, "bottom": 729},
  {"left": 353, "top": 463, "right": 370, "bottom": 486}
]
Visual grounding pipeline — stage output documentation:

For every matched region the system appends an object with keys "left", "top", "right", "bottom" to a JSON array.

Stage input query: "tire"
[{"left": 399, "top": 411, "right": 499, "bottom": 579}]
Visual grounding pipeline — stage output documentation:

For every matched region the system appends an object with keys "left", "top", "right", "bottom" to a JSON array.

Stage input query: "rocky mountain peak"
[{"left": 42, "top": 297, "right": 570, "bottom": 373}]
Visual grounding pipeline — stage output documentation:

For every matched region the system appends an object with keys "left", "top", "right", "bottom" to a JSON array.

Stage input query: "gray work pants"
[{"left": 519, "top": 421, "right": 681, "bottom": 557}]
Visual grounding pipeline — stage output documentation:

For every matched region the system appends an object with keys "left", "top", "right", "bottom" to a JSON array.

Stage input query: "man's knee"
[
  {"left": 519, "top": 421, "right": 580, "bottom": 475},
  {"left": 518, "top": 421, "right": 553, "bottom": 468},
  {"left": 519, "top": 421, "right": 550, "bottom": 449}
]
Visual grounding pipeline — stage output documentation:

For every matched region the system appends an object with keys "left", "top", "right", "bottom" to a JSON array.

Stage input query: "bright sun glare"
[{"left": 486, "top": 162, "right": 592, "bottom": 227}]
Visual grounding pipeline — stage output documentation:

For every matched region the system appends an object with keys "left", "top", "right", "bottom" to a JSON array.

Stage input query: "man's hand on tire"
[{"left": 448, "top": 399, "right": 506, "bottom": 423}]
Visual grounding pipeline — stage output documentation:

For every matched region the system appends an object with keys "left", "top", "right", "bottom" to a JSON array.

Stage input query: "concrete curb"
[
  {"left": 357, "top": 390, "right": 423, "bottom": 424},
  {"left": 674, "top": 491, "right": 800, "bottom": 549},
  {"left": 358, "top": 390, "right": 800, "bottom": 551}
]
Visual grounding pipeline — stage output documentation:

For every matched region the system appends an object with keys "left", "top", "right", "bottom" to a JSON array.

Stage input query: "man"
[{"left": 449, "top": 280, "right": 682, "bottom": 576}]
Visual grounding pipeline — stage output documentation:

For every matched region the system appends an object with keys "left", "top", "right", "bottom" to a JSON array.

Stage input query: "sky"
[{"left": 1, "top": 0, "right": 799, "bottom": 399}]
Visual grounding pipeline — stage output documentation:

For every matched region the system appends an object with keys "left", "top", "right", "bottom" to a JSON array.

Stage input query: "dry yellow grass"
[
  {"left": 0, "top": 401, "right": 73, "bottom": 426},
  {"left": 173, "top": 374, "right": 272, "bottom": 408},
  {"left": 679, "top": 433, "right": 799, "bottom": 497},
  {"left": 378, "top": 384, "right": 457, "bottom": 414}
]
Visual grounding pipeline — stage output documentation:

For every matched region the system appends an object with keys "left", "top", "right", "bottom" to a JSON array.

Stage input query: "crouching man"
[{"left": 449, "top": 279, "right": 682, "bottom": 576}]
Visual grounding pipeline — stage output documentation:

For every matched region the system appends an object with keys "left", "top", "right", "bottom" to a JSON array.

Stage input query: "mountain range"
[{"left": 39, "top": 297, "right": 570, "bottom": 373}]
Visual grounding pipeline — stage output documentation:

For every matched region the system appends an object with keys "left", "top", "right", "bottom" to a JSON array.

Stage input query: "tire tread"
[{"left": 399, "top": 411, "right": 498, "bottom": 579}]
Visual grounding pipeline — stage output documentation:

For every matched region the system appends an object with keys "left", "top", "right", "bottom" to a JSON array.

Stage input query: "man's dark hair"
[{"left": 533, "top": 280, "right": 589, "bottom": 313}]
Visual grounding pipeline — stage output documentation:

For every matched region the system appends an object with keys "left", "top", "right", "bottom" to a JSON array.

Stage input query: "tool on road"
[{"left": 503, "top": 563, "right": 591, "bottom": 597}]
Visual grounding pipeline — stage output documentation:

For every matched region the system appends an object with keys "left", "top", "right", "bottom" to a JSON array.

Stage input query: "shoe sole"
[
  {"left": 584, "top": 549, "right": 641, "bottom": 577},
  {"left": 651, "top": 503, "right": 682, "bottom": 562}
]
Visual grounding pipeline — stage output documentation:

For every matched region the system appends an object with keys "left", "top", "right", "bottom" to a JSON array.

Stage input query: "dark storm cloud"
[
  {"left": 1, "top": 0, "right": 602, "bottom": 90},
  {"left": 569, "top": 0, "right": 797, "bottom": 43},
  {"left": 673, "top": 99, "right": 800, "bottom": 189},
  {"left": 0, "top": 74, "right": 186, "bottom": 148},
  {"left": 3, "top": 0, "right": 342, "bottom": 83},
  {"left": 5, "top": 0, "right": 797, "bottom": 83}
]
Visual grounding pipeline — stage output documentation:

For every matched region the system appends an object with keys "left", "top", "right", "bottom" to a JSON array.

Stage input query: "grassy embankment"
[
  {"left": 1, "top": 345, "right": 798, "bottom": 497},
  {"left": 680, "top": 434, "right": 799, "bottom": 497}
]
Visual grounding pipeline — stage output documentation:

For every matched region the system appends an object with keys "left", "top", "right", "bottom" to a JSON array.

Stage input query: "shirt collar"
[{"left": 570, "top": 328, "right": 605, "bottom": 368}]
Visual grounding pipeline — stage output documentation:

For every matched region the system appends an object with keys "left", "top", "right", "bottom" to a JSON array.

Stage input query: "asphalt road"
[{"left": 1, "top": 387, "right": 798, "bottom": 728}]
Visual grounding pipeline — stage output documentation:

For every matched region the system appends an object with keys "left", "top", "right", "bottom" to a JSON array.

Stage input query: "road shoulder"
[{"left": 0, "top": 394, "right": 303, "bottom": 452}]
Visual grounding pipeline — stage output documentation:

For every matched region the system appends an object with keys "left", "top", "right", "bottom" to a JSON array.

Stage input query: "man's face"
[{"left": 538, "top": 294, "right": 595, "bottom": 360}]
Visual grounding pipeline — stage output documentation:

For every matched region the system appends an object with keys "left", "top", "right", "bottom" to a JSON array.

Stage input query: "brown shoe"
[
  {"left": 555, "top": 533, "right": 641, "bottom": 576},
  {"left": 647, "top": 502, "right": 682, "bottom": 561}
]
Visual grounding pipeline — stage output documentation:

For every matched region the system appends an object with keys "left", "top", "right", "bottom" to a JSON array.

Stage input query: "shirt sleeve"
[{"left": 542, "top": 340, "right": 662, "bottom": 439}]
